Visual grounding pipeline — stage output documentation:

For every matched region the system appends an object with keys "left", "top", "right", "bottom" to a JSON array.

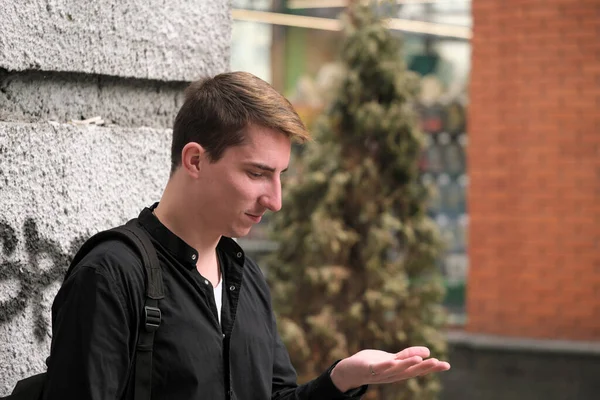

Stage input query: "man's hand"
[{"left": 329, "top": 347, "right": 450, "bottom": 393}]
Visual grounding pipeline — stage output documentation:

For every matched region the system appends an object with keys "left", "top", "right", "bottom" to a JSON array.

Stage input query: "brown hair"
[{"left": 171, "top": 71, "right": 310, "bottom": 174}]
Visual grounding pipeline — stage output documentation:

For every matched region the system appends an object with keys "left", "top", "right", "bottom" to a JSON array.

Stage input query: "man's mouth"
[{"left": 245, "top": 213, "right": 262, "bottom": 223}]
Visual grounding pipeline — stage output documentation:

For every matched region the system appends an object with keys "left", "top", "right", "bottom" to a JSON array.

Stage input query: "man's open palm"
[{"left": 330, "top": 346, "right": 451, "bottom": 392}]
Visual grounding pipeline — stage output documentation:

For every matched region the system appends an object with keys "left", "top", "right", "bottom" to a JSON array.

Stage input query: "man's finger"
[
  {"left": 409, "top": 358, "right": 439, "bottom": 371},
  {"left": 373, "top": 359, "right": 452, "bottom": 384},
  {"left": 394, "top": 346, "right": 430, "bottom": 360},
  {"left": 371, "top": 356, "right": 423, "bottom": 380},
  {"left": 404, "top": 359, "right": 451, "bottom": 378},
  {"left": 374, "top": 360, "right": 439, "bottom": 383},
  {"left": 418, "top": 361, "right": 451, "bottom": 375}
]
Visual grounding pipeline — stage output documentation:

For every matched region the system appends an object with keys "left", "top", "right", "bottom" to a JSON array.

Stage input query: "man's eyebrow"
[{"left": 247, "top": 162, "right": 288, "bottom": 173}]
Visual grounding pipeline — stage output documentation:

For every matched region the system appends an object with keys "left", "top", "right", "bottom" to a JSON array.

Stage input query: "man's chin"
[{"left": 228, "top": 226, "right": 253, "bottom": 239}]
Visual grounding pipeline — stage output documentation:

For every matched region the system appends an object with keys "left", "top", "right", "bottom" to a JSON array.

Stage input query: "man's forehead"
[
  {"left": 243, "top": 127, "right": 290, "bottom": 145},
  {"left": 227, "top": 140, "right": 290, "bottom": 170},
  {"left": 236, "top": 130, "right": 291, "bottom": 152}
]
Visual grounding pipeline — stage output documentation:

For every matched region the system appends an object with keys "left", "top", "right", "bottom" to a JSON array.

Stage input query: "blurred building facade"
[
  {"left": 231, "top": 0, "right": 599, "bottom": 398},
  {"left": 444, "top": 0, "right": 600, "bottom": 399}
]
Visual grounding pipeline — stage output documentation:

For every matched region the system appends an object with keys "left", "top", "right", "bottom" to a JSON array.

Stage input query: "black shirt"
[{"left": 43, "top": 205, "right": 367, "bottom": 400}]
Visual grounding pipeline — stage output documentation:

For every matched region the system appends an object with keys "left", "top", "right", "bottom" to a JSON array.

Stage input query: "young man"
[{"left": 43, "top": 72, "right": 450, "bottom": 399}]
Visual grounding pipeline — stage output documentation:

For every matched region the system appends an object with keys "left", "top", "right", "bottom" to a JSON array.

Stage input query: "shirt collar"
[{"left": 138, "top": 203, "right": 245, "bottom": 270}]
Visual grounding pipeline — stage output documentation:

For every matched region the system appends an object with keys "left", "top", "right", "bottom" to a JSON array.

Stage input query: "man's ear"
[{"left": 181, "top": 142, "right": 207, "bottom": 178}]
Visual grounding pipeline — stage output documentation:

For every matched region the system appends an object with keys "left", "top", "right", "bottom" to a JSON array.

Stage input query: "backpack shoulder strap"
[
  {"left": 119, "top": 221, "right": 164, "bottom": 300},
  {"left": 65, "top": 220, "right": 164, "bottom": 400},
  {"left": 65, "top": 222, "right": 164, "bottom": 300},
  {"left": 120, "top": 221, "right": 164, "bottom": 400}
]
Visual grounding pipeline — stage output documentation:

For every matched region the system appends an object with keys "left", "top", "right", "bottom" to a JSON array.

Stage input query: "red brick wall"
[{"left": 467, "top": 0, "right": 600, "bottom": 340}]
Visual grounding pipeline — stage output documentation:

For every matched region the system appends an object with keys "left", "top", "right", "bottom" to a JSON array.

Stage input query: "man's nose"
[{"left": 259, "top": 180, "right": 282, "bottom": 212}]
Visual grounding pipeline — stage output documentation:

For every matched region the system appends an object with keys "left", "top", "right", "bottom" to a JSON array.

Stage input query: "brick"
[{"left": 468, "top": 0, "right": 600, "bottom": 341}]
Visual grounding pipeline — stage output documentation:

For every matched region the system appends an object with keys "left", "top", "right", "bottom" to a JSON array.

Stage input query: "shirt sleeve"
[
  {"left": 270, "top": 318, "right": 368, "bottom": 400},
  {"left": 43, "top": 265, "right": 136, "bottom": 400}
]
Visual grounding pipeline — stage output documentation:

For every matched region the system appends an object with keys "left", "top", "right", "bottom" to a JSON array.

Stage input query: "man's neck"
[
  {"left": 154, "top": 190, "right": 222, "bottom": 286},
  {"left": 195, "top": 249, "right": 221, "bottom": 287}
]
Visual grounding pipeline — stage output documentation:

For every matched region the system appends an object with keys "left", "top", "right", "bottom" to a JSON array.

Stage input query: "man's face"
[{"left": 196, "top": 125, "right": 291, "bottom": 238}]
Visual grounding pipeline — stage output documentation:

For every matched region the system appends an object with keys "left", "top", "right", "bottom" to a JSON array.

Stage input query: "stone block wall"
[{"left": 0, "top": 0, "right": 231, "bottom": 394}]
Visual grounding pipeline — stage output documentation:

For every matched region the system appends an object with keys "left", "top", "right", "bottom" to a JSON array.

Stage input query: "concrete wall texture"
[
  {"left": 1, "top": 0, "right": 230, "bottom": 81},
  {"left": 0, "top": 0, "right": 231, "bottom": 395},
  {"left": 441, "top": 336, "right": 600, "bottom": 400}
]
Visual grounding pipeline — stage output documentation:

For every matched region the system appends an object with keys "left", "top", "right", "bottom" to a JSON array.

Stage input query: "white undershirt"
[{"left": 213, "top": 277, "right": 223, "bottom": 325}]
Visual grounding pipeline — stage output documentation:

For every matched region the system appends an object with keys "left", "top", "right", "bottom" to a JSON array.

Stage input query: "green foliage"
[{"left": 266, "top": 4, "right": 447, "bottom": 399}]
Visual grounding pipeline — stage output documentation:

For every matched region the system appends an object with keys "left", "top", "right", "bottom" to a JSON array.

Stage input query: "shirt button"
[
  {"left": 236, "top": 252, "right": 242, "bottom": 258},
  {"left": 191, "top": 254, "right": 197, "bottom": 261},
  {"left": 222, "top": 333, "right": 226, "bottom": 338},
  {"left": 229, "top": 285, "right": 236, "bottom": 291},
  {"left": 204, "top": 279, "right": 209, "bottom": 285}
]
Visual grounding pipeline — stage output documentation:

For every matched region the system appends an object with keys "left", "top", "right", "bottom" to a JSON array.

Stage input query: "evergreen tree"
[{"left": 266, "top": 4, "right": 447, "bottom": 399}]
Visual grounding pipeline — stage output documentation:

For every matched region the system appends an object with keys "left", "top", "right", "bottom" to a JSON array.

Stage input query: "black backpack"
[{"left": 3, "top": 221, "right": 164, "bottom": 400}]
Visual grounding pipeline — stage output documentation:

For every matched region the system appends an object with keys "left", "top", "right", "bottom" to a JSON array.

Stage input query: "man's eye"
[{"left": 248, "top": 171, "right": 263, "bottom": 178}]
